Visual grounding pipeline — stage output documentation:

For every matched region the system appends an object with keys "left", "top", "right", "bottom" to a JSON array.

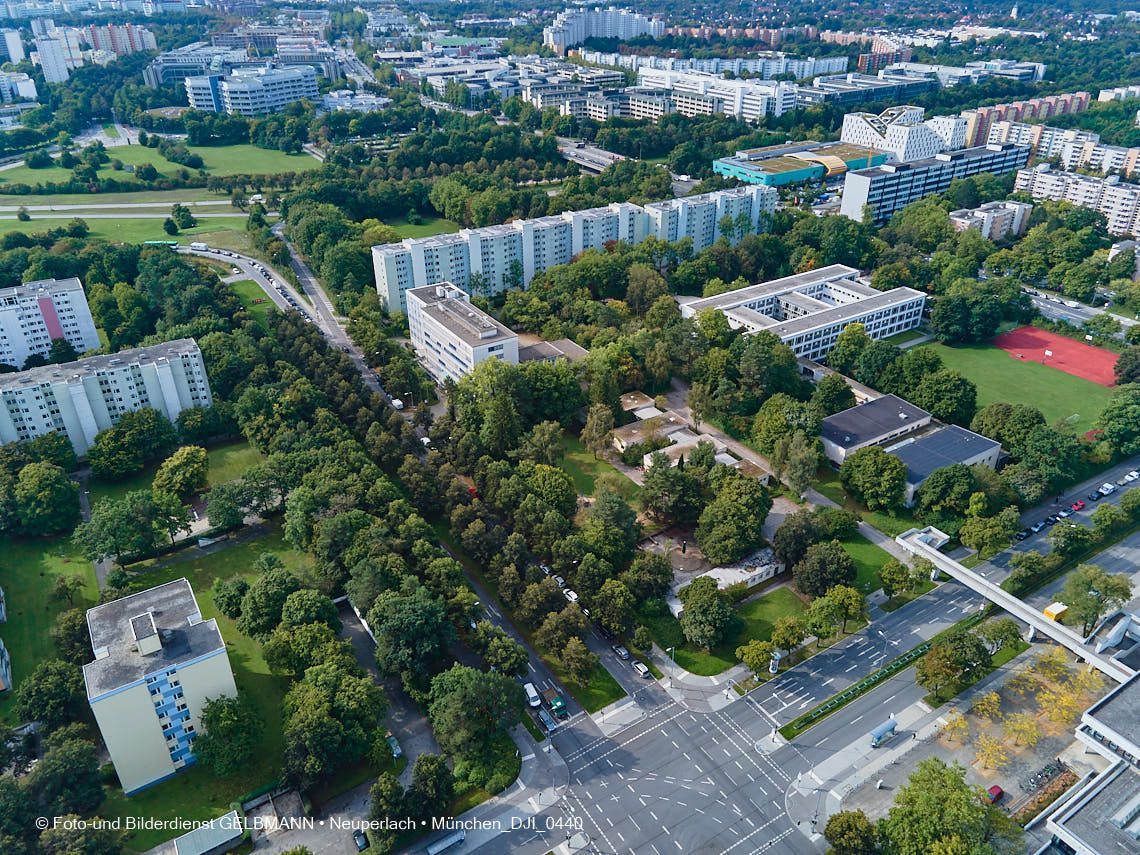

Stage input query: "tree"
[
  {"left": 792, "top": 541, "right": 857, "bottom": 599},
  {"left": 678, "top": 577, "right": 740, "bottom": 649},
  {"left": 195, "top": 694, "right": 264, "bottom": 777},
  {"left": 581, "top": 404, "right": 614, "bottom": 459},
  {"left": 206, "top": 480, "right": 249, "bottom": 529},
  {"left": 878, "top": 758, "right": 1021, "bottom": 855},
  {"left": 1061, "top": 563, "right": 1133, "bottom": 635},
  {"left": 695, "top": 471, "right": 772, "bottom": 565},
  {"left": 264, "top": 622, "right": 356, "bottom": 678},
  {"left": 280, "top": 589, "right": 342, "bottom": 632},
  {"left": 212, "top": 577, "right": 249, "bottom": 619},
  {"left": 977, "top": 618, "right": 1021, "bottom": 654},
  {"left": 880, "top": 559, "right": 915, "bottom": 600},
  {"left": 14, "top": 660, "right": 83, "bottom": 732},
  {"left": 52, "top": 574, "right": 85, "bottom": 607},
  {"left": 735, "top": 639, "right": 775, "bottom": 677},
  {"left": 163, "top": 217, "right": 179, "bottom": 235},
  {"left": 829, "top": 323, "right": 871, "bottom": 375},
  {"left": 823, "top": 810, "right": 878, "bottom": 855},
  {"left": 1047, "top": 522, "right": 1093, "bottom": 559},
  {"left": 827, "top": 584, "right": 867, "bottom": 632},
  {"left": 804, "top": 595, "right": 839, "bottom": 642},
  {"left": 367, "top": 773, "right": 404, "bottom": 849},
  {"left": 642, "top": 453, "right": 701, "bottom": 523},
  {"left": 974, "top": 733, "right": 1008, "bottom": 770},
  {"left": 152, "top": 445, "right": 209, "bottom": 500},
  {"left": 39, "top": 814, "right": 123, "bottom": 855},
  {"left": 1091, "top": 502, "right": 1127, "bottom": 535},
  {"left": 405, "top": 754, "right": 455, "bottom": 823},
  {"left": 13, "top": 462, "right": 79, "bottom": 535},
  {"left": 770, "top": 616, "right": 805, "bottom": 653},
  {"left": 972, "top": 691, "right": 1002, "bottom": 721},
  {"left": 561, "top": 636, "right": 597, "bottom": 686},
  {"left": 811, "top": 373, "right": 856, "bottom": 417},
  {"left": 910, "top": 370, "right": 977, "bottom": 426},
  {"left": 839, "top": 447, "right": 907, "bottom": 511},
  {"left": 27, "top": 736, "right": 104, "bottom": 816},
  {"left": 370, "top": 586, "right": 456, "bottom": 686},
  {"left": 1003, "top": 713, "right": 1041, "bottom": 747},
  {"left": 51, "top": 609, "right": 92, "bottom": 666},
  {"left": 592, "top": 579, "right": 635, "bottom": 637},
  {"left": 237, "top": 567, "right": 301, "bottom": 640},
  {"left": 958, "top": 507, "right": 1020, "bottom": 557},
  {"left": 943, "top": 714, "right": 968, "bottom": 744},
  {"left": 1098, "top": 384, "right": 1140, "bottom": 454},
  {"left": 773, "top": 510, "right": 822, "bottom": 569},
  {"left": 428, "top": 664, "right": 523, "bottom": 758},
  {"left": 1115, "top": 347, "right": 1140, "bottom": 385},
  {"left": 620, "top": 550, "right": 674, "bottom": 601},
  {"left": 915, "top": 642, "right": 959, "bottom": 697},
  {"left": 784, "top": 431, "right": 818, "bottom": 498}
]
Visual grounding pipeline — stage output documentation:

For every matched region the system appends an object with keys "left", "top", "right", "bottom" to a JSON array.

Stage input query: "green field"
[
  {"left": 0, "top": 143, "right": 318, "bottom": 189},
  {"left": 229, "top": 278, "right": 271, "bottom": 325},
  {"left": 388, "top": 215, "right": 460, "bottom": 239},
  {"left": 0, "top": 188, "right": 222, "bottom": 207},
  {"left": 88, "top": 440, "right": 263, "bottom": 507},
  {"left": 841, "top": 534, "right": 894, "bottom": 595},
  {"left": 101, "top": 123, "right": 120, "bottom": 139},
  {"left": 927, "top": 342, "right": 1115, "bottom": 427},
  {"left": 560, "top": 433, "right": 642, "bottom": 506},
  {"left": 100, "top": 525, "right": 311, "bottom": 849},
  {"left": 0, "top": 536, "right": 98, "bottom": 722},
  {"left": 0, "top": 215, "right": 258, "bottom": 245}
]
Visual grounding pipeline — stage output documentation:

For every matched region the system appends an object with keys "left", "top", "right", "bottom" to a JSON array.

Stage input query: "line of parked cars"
[
  {"left": 1016, "top": 473, "right": 1138, "bottom": 540},
  {"left": 190, "top": 245, "right": 315, "bottom": 325}
]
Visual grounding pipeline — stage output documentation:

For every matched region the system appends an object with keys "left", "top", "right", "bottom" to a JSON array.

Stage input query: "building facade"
[
  {"left": 960, "top": 91, "right": 1091, "bottom": 147},
  {"left": 840, "top": 106, "right": 964, "bottom": 163},
  {"left": 0, "top": 29, "right": 24, "bottom": 63},
  {"left": 636, "top": 68, "right": 798, "bottom": 120},
  {"left": 543, "top": 6, "right": 664, "bottom": 54},
  {"left": 84, "top": 23, "right": 156, "bottom": 55},
  {"left": 186, "top": 65, "right": 319, "bottom": 115},
  {"left": 142, "top": 42, "right": 251, "bottom": 86},
  {"left": 679, "top": 265, "right": 927, "bottom": 361},
  {"left": 840, "top": 143, "right": 1031, "bottom": 224},
  {"left": 0, "top": 339, "right": 213, "bottom": 456},
  {"left": 83, "top": 579, "right": 237, "bottom": 795},
  {"left": 0, "top": 71, "right": 37, "bottom": 102},
  {"left": 33, "top": 37, "right": 71, "bottom": 83},
  {"left": 714, "top": 141, "right": 886, "bottom": 187},
  {"left": 1014, "top": 165, "right": 1140, "bottom": 236},
  {"left": 948, "top": 200, "right": 1032, "bottom": 240},
  {"left": 373, "top": 187, "right": 776, "bottom": 312},
  {"left": 0, "top": 277, "right": 100, "bottom": 370},
  {"left": 406, "top": 283, "right": 518, "bottom": 381}
]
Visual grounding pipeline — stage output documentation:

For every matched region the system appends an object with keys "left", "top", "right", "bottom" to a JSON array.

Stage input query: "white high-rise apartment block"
[
  {"left": 218, "top": 66, "right": 319, "bottom": 116},
  {"left": 84, "top": 578, "right": 237, "bottom": 795},
  {"left": 1098, "top": 84, "right": 1140, "bottom": 102},
  {"left": 636, "top": 68, "right": 798, "bottom": 120},
  {"left": 1014, "top": 165, "right": 1140, "bottom": 237},
  {"left": 33, "top": 37, "right": 72, "bottom": 83},
  {"left": 406, "top": 283, "right": 518, "bottom": 381},
  {"left": 840, "top": 106, "right": 952, "bottom": 163},
  {"left": 0, "top": 29, "right": 24, "bottom": 63},
  {"left": 986, "top": 120, "right": 1100, "bottom": 158},
  {"left": 0, "top": 72, "right": 37, "bottom": 102},
  {"left": 948, "top": 200, "right": 1033, "bottom": 240},
  {"left": 543, "top": 6, "right": 664, "bottom": 53},
  {"left": 924, "top": 115, "right": 969, "bottom": 150},
  {"left": 0, "top": 339, "right": 213, "bottom": 456},
  {"left": 84, "top": 23, "right": 157, "bottom": 55},
  {"left": 0, "top": 278, "right": 100, "bottom": 370},
  {"left": 373, "top": 187, "right": 776, "bottom": 312}
]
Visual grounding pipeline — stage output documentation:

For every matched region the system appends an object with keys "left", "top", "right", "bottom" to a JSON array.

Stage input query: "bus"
[
  {"left": 142, "top": 240, "right": 178, "bottom": 247},
  {"left": 426, "top": 829, "right": 465, "bottom": 854}
]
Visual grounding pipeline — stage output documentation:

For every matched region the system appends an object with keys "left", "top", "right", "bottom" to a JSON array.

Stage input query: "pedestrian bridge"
[{"left": 896, "top": 527, "right": 1135, "bottom": 684}]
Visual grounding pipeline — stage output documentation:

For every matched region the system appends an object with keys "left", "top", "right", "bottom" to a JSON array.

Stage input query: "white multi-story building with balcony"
[
  {"left": 0, "top": 278, "right": 100, "bottom": 370},
  {"left": 406, "top": 283, "right": 518, "bottom": 381},
  {"left": 1015, "top": 165, "right": 1140, "bottom": 236}
]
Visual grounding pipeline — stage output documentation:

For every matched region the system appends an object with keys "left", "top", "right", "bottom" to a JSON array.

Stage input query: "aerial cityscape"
[{"left": 2, "top": 1, "right": 1140, "bottom": 855}]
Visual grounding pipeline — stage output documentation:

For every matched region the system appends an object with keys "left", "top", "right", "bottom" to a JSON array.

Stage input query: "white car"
[
  {"left": 1126, "top": 470, "right": 1139, "bottom": 482},
  {"left": 231, "top": 267, "right": 240, "bottom": 274},
  {"left": 632, "top": 662, "right": 650, "bottom": 678},
  {"left": 563, "top": 589, "right": 579, "bottom": 603},
  {"left": 553, "top": 575, "right": 566, "bottom": 589}
]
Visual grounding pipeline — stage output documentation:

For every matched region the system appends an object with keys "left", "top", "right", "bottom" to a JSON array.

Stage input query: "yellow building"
[{"left": 82, "top": 578, "right": 237, "bottom": 795}]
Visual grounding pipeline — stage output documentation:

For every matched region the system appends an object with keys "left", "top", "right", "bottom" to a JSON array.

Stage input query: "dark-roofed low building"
[
  {"left": 819, "top": 394, "right": 932, "bottom": 464},
  {"left": 887, "top": 424, "right": 1001, "bottom": 505}
]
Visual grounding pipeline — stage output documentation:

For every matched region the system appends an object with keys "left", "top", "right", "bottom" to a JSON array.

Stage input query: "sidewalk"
[{"left": 646, "top": 644, "right": 744, "bottom": 712}]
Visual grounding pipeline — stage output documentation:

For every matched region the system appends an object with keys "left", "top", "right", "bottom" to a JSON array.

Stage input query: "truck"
[
  {"left": 1044, "top": 602, "right": 1069, "bottom": 621},
  {"left": 189, "top": 242, "right": 208, "bottom": 251},
  {"left": 543, "top": 688, "right": 567, "bottom": 718}
]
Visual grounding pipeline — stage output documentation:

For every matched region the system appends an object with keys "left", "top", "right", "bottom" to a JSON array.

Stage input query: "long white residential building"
[
  {"left": 636, "top": 68, "right": 798, "bottom": 120},
  {"left": 1014, "top": 165, "right": 1140, "bottom": 237},
  {"left": 0, "top": 278, "right": 100, "bottom": 370},
  {"left": 576, "top": 49, "right": 848, "bottom": 79},
  {"left": 543, "top": 6, "right": 664, "bottom": 54},
  {"left": 840, "top": 105, "right": 968, "bottom": 163},
  {"left": 407, "top": 283, "right": 518, "bottom": 381},
  {"left": 186, "top": 65, "right": 319, "bottom": 116},
  {"left": 373, "top": 186, "right": 777, "bottom": 312},
  {"left": 679, "top": 265, "right": 926, "bottom": 362},
  {"left": 0, "top": 71, "right": 37, "bottom": 102},
  {"left": 0, "top": 339, "right": 213, "bottom": 456}
]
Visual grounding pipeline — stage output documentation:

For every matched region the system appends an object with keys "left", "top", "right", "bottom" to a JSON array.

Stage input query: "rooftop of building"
[
  {"left": 1049, "top": 762, "right": 1140, "bottom": 855},
  {"left": 888, "top": 424, "right": 1001, "bottom": 485},
  {"left": 407, "top": 284, "right": 516, "bottom": 347},
  {"left": 847, "top": 143, "right": 1029, "bottom": 178},
  {"left": 517, "top": 339, "right": 587, "bottom": 363},
  {"left": 0, "top": 276, "right": 84, "bottom": 300},
  {"left": 82, "top": 578, "right": 225, "bottom": 699},
  {"left": 762, "top": 286, "right": 926, "bottom": 337},
  {"left": 611, "top": 410, "right": 689, "bottom": 446},
  {"left": 1084, "top": 670, "right": 1140, "bottom": 742},
  {"left": 0, "top": 338, "right": 201, "bottom": 393},
  {"left": 683, "top": 264, "right": 862, "bottom": 313},
  {"left": 820, "top": 394, "right": 930, "bottom": 449}
]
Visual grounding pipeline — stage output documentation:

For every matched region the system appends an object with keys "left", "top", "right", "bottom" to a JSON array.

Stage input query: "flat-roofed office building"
[{"left": 406, "top": 283, "right": 518, "bottom": 381}]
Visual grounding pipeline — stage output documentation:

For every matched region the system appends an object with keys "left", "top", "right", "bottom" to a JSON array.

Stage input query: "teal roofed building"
[{"left": 713, "top": 141, "right": 887, "bottom": 187}]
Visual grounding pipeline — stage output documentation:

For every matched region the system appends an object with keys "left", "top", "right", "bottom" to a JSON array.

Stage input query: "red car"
[
  {"left": 1070, "top": 500, "right": 1086, "bottom": 511},
  {"left": 988, "top": 785, "right": 1004, "bottom": 803}
]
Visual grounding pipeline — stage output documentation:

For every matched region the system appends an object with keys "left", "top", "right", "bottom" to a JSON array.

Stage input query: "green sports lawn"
[
  {"left": 229, "top": 278, "right": 272, "bottom": 326},
  {"left": 0, "top": 215, "right": 257, "bottom": 244},
  {"left": 927, "top": 342, "right": 1115, "bottom": 428}
]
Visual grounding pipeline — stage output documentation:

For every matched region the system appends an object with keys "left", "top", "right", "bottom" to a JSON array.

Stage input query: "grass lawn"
[
  {"left": 101, "top": 524, "right": 312, "bottom": 849},
  {"left": 0, "top": 536, "right": 98, "bottom": 723},
  {"left": 229, "top": 278, "right": 271, "bottom": 325},
  {"left": 88, "top": 439, "right": 263, "bottom": 507},
  {"left": 0, "top": 188, "right": 221, "bottom": 207},
  {"left": 881, "top": 578, "right": 936, "bottom": 612},
  {"left": 101, "top": 123, "right": 120, "bottom": 139},
  {"left": 927, "top": 342, "right": 1115, "bottom": 427},
  {"left": 560, "top": 434, "right": 642, "bottom": 506},
  {"left": 0, "top": 216, "right": 256, "bottom": 245},
  {"left": 0, "top": 143, "right": 318, "bottom": 189},
  {"left": 883, "top": 329, "right": 926, "bottom": 346},
  {"left": 841, "top": 534, "right": 893, "bottom": 595},
  {"left": 816, "top": 469, "right": 917, "bottom": 537},
  {"left": 638, "top": 586, "right": 808, "bottom": 677},
  {"left": 387, "top": 215, "right": 459, "bottom": 239}
]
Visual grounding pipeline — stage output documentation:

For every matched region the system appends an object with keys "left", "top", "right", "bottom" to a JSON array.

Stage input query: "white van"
[
  {"left": 523, "top": 682, "right": 541, "bottom": 707},
  {"left": 189, "top": 242, "right": 208, "bottom": 251}
]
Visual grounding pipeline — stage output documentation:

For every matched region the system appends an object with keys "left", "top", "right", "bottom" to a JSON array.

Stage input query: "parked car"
[
  {"left": 523, "top": 682, "right": 542, "bottom": 708},
  {"left": 1057, "top": 508, "right": 1073, "bottom": 519},
  {"left": 1071, "top": 500, "right": 1086, "bottom": 511},
  {"left": 385, "top": 732, "right": 402, "bottom": 759},
  {"left": 1127, "top": 470, "right": 1139, "bottom": 482},
  {"left": 1015, "top": 529, "right": 1029, "bottom": 541},
  {"left": 538, "top": 563, "right": 552, "bottom": 576},
  {"left": 632, "top": 661, "right": 650, "bottom": 678},
  {"left": 231, "top": 267, "right": 240, "bottom": 274},
  {"left": 1099, "top": 482, "right": 1117, "bottom": 496},
  {"left": 537, "top": 708, "right": 558, "bottom": 731},
  {"left": 553, "top": 575, "right": 566, "bottom": 588},
  {"left": 563, "top": 589, "right": 579, "bottom": 603},
  {"left": 612, "top": 645, "right": 630, "bottom": 660},
  {"left": 1089, "top": 491, "right": 1104, "bottom": 501},
  {"left": 353, "top": 829, "right": 369, "bottom": 851},
  {"left": 1030, "top": 521, "right": 1047, "bottom": 533},
  {"left": 987, "top": 785, "right": 1004, "bottom": 804}
]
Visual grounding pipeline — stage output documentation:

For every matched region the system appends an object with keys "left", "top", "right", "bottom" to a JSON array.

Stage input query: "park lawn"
[
  {"left": 560, "top": 433, "right": 642, "bottom": 505},
  {"left": 387, "top": 215, "right": 460, "bottom": 239},
  {"left": 0, "top": 536, "right": 98, "bottom": 723},
  {"left": 230, "top": 278, "right": 272, "bottom": 325},
  {"left": 0, "top": 187, "right": 221, "bottom": 207},
  {"left": 841, "top": 534, "right": 894, "bottom": 595},
  {"left": 0, "top": 216, "right": 256, "bottom": 245},
  {"left": 101, "top": 525, "right": 311, "bottom": 849},
  {"left": 101, "top": 123, "right": 120, "bottom": 139},
  {"left": 88, "top": 439, "right": 263, "bottom": 507},
  {"left": 638, "top": 586, "right": 807, "bottom": 677},
  {"left": 883, "top": 329, "right": 926, "bottom": 346},
  {"left": 816, "top": 469, "right": 917, "bottom": 537},
  {"left": 926, "top": 342, "right": 1115, "bottom": 427}
]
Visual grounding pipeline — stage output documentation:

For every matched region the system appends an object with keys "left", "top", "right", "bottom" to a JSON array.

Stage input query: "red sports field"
[{"left": 992, "top": 326, "right": 1118, "bottom": 387}]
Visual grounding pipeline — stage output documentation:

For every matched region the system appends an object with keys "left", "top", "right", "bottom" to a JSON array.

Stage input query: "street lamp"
[{"left": 665, "top": 646, "right": 677, "bottom": 688}]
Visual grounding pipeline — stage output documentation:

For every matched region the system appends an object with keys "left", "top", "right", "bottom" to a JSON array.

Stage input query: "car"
[
  {"left": 1030, "top": 521, "right": 1047, "bottom": 533},
  {"left": 632, "top": 661, "right": 650, "bottom": 678},
  {"left": 1045, "top": 514, "right": 1060, "bottom": 525},
  {"left": 1057, "top": 508, "right": 1073, "bottom": 518},
  {"left": 537, "top": 708, "right": 558, "bottom": 731},
  {"left": 1071, "top": 500, "right": 1086, "bottom": 511},
  {"left": 553, "top": 575, "right": 566, "bottom": 588},
  {"left": 987, "top": 785, "right": 1004, "bottom": 804},
  {"left": 1099, "top": 482, "right": 1117, "bottom": 496},
  {"left": 231, "top": 267, "right": 240, "bottom": 274},
  {"left": 523, "top": 682, "right": 542, "bottom": 707},
  {"left": 538, "top": 563, "right": 552, "bottom": 576},
  {"left": 563, "top": 589, "right": 579, "bottom": 603},
  {"left": 1128, "top": 470, "right": 1140, "bottom": 482},
  {"left": 385, "top": 733, "right": 402, "bottom": 759},
  {"left": 353, "top": 829, "right": 369, "bottom": 851},
  {"left": 341, "top": 346, "right": 350, "bottom": 353},
  {"left": 1089, "top": 491, "right": 1104, "bottom": 501},
  {"left": 580, "top": 606, "right": 591, "bottom": 618},
  {"left": 1015, "top": 529, "right": 1029, "bottom": 541},
  {"left": 612, "top": 645, "right": 630, "bottom": 660}
]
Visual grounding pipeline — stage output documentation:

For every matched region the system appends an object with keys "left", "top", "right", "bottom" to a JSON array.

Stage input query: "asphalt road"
[{"left": 1028, "top": 292, "right": 1136, "bottom": 334}]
